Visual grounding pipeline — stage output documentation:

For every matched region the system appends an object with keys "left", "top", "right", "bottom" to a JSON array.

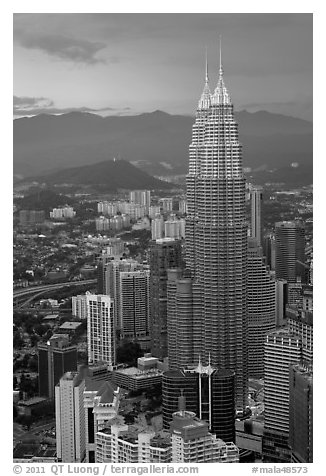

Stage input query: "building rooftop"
[
  {"left": 115, "top": 367, "right": 162, "bottom": 379},
  {"left": 43, "top": 314, "right": 59, "bottom": 320},
  {"left": 13, "top": 443, "right": 56, "bottom": 460},
  {"left": 18, "top": 396, "right": 47, "bottom": 406},
  {"left": 59, "top": 321, "right": 82, "bottom": 330}
]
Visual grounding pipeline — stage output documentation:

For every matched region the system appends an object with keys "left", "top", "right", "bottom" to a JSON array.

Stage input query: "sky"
[{"left": 13, "top": 13, "right": 313, "bottom": 120}]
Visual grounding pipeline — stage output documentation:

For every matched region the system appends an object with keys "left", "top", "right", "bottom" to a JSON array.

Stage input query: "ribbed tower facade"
[{"left": 186, "top": 49, "right": 248, "bottom": 411}]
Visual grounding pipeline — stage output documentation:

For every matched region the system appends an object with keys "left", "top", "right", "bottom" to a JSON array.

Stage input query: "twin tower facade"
[{"left": 167, "top": 53, "right": 248, "bottom": 412}]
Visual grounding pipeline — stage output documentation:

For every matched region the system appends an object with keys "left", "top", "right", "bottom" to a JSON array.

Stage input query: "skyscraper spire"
[
  {"left": 219, "top": 34, "right": 223, "bottom": 77},
  {"left": 212, "top": 35, "right": 231, "bottom": 105},
  {"left": 198, "top": 47, "right": 211, "bottom": 110},
  {"left": 205, "top": 45, "right": 209, "bottom": 83}
]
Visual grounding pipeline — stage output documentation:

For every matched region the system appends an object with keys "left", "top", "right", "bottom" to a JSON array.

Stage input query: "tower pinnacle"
[
  {"left": 219, "top": 34, "right": 223, "bottom": 77},
  {"left": 198, "top": 48, "right": 211, "bottom": 110},
  {"left": 212, "top": 35, "right": 231, "bottom": 105}
]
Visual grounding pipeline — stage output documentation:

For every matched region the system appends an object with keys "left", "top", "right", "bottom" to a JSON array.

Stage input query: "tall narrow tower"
[
  {"left": 250, "top": 185, "right": 263, "bottom": 247},
  {"left": 186, "top": 43, "right": 248, "bottom": 411}
]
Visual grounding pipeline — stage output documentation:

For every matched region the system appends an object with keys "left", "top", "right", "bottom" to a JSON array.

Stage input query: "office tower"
[
  {"left": 55, "top": 371, "right": 86, "bottom": 463},
  {"left": 151, "top": 215, "right": 164, "bottom": 240},
  {"left": 186, "top": 47, "right": 248, "bottom": 411},
  {"left": 263, "top": 329, "right": 302, "bottom": 462},
  {"left": 103, "top": 258, "right": 143, "bottom": 327},
  {"left": 130, "top": 190, "right": 151, "bottom": 209},
  {"left": 275, "top": 221, "right": 306, "bottom": 284},
  {"left": 86, "top": 294, "right": 115, "bottom": 368},
  {"left": 247, "top": 239, "right": 276, "bottom": 378},
  {"left": 84, "top": 378, "right": 121, "bottom": 463},
  {"left": 170, "top": 396, "right": 239, "bottom": 463},
  {"left": 276, "top": 280, "right": 288, "bottom": 327},
  {"left": 178, "top": 199, "right": 187, "bottom": 214},
  {"left": 287, "top": 287, "right": 313, "bottom": 364},
  {"left": 149, "top": 238, "right": 183, "bottom": 358},
  {"left": 97, "top": 239, "right": 125, "bottom": 294},
  {"left": 72, "top": 293, "right": 89, "bottom": 319},
  {"left": 263, "top": 233, "right": 276, "bottom": 271},
  {"left": 119, "top": 269, "right": 150, "bottom": 341},
  {"left": 289, "top": 364, "right": 313, "bottom": 463},
  {"left": 162, "top": 367, "right": 235, "bottom": 443},
  {"left": 250, "top": 186, "right": 263, "bottom": 247},
  {"left": 38, "top": 334, "right": 77, "bottom": 399},
  {"left": 162, "top": 370, "right": 198, "bottom": 430},
  {"left": 160, "top": 198, "right": 173, "bottom": 213},
  {"left": 167, "top": 269, "right": 193, "bottom": 370}
]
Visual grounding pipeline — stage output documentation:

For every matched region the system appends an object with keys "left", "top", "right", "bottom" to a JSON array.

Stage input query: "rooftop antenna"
[
  {"left": 205, "top": 45, "right": 209, "bottom": 83},
  {"left": 219, "top": 34, "right": 223, "bottom": 76}
]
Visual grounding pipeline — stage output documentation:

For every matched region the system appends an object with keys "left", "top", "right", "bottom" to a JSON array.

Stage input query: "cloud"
[
  {"left": 241, "top": 99, "right": 313, "bottom": 122},
  {"left": 13, "top": 96, "right": 55, "bottom": 114},
  {"left": 13, "top": 96, "right": 131, "bottom": 117},
  {"left": 14, "top": 30, "right": 107, "bottom": 64}
]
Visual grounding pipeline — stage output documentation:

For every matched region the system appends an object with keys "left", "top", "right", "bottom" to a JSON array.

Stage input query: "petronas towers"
[{"left": 182, "top": 46, "right": 248, "bottom": 411}]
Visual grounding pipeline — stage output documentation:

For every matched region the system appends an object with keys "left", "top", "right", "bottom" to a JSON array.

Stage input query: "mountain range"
[
  {"left": 13, "top": 110, "right": 312, "bottom": 179},
  {"left": 28, "top": 158, "right": 173, "bottom": 190}
]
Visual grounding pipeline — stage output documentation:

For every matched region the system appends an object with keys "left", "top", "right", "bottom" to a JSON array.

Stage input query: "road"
[
  {"left": 13, "top": 279, "right": 97, "bottom": 309},
  {"left": 13, "top": 279, "right": 97, "bottom": 297}
]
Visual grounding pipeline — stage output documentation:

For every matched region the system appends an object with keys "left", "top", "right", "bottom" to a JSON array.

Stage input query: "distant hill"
[
  {"left": 14, "top": 189, "right": 74, "bottom": 211},
  {"left": 27, "top": 158, "right": 173, "bottom": 190},
  {"left": 13, "top": 110, "right": 312, "bottom": 178}
]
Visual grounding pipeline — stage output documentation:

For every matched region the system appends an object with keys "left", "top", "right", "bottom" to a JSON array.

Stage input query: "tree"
[
  {"left": 117, "top": 340, "right": 143, "bottom": 366},
  {"left": 13, "top": 331, "right": 24, "bottom": 349}
]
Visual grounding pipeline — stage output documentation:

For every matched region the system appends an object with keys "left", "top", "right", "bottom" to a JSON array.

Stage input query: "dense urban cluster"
[{"left": 13, "top": 55, "right": 312, "bottom": 465}]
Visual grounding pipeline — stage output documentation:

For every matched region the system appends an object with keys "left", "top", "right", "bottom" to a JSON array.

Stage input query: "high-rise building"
[
  {"left": 162, "top": 366, "right": 235, "bottom": 443},
  {"left": 72, "top": 293, "right": 89, "bottom": 319},
  {"left": 96, "top": 424, "right": 171, "bottom": 463},
  {"left": 178, "top": 199, "right": 187, "bottom": 214},
  {"left": 148, "top": 205, "right": 161, "bottom": 219},
  {"left": 164, "top": 215, "right": 186, "bottom": 240},
  {"left": 103, "top": 258, "right": 143, "bottom": 328},
  {"left": 130, "top": 190, "right": 151, "bottom": 209},
  {"left": 149, "top": 238, "right": 183, "bottom": 359},
  {"left": 263, "top": 233, "right": 276, "bottom": 271},
  {"left": 151, "top": 215, "right": 164, "bottom": 240},
  {"left": 263, "top": 329, "right": 302, "bottom": 462},
  {"left": 19, "top": 210, "right": 45, "bottom": 226},
  {"left": 160, "top": 198, "right": 173, "bottom": 213},
  {"left": 83, "top": 376, "right": 121, "bottom": 463},
  {"left": 86, "top": 294, "right": 115, "bottom": 368},
  {"left": 250, "top": 186, "right": 263, "bottom": 247},
  {"left": 289, "top": 364, "right": 313, "bottom": 463},
  {"left": 275, "top": 221, "right": 306, "bottom": 284},
  {"left": 164, "top": 216, "right": 180, "bottom": 239},
  {"left": 247, "top": 239, "right": 276, "bottom": 378},
  {"left": 287, "top": 286, "right": 313, "bottom": 364},
  {"left": 119, "top": 270, "right": 150, "bottom": 341},
  {"left": 167, "top": 269, "right": 193, "bottom": 370},
  {"left": 55, "top": 371, "right": 86, "bottom": 463},
  {"left": 50, "top": 207, "right": 76, "bottom": 219},
  {"left": 38, "top": 334, "right": 77, "bottom": 399},
  {"left": 170, "top": 399, "right": 239, "bottom": 463},
  {"left": 186, "top": 47, "right": 248, "bottom": 411},
  {"left": 276, "top": 279, "right": 288, "bottom": 327}
]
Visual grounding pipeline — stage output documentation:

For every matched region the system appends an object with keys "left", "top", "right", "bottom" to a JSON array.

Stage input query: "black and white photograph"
[{"left": 11, "top": 7, "right": 314, "bottom": 471}]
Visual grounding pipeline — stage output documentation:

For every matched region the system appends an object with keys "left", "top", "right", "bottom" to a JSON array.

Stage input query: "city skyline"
[
  {"left": 12, "top": 9, "right": 314, "bottom": 466},
  {"left": 13, "top": 13, "right": 312, "bottom": 120}
]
